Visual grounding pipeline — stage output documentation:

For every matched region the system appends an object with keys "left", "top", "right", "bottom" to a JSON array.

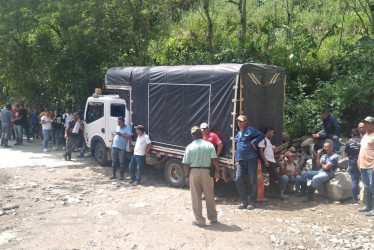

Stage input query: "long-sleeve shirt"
[
  {"left": 322, "top": 114, "right": 340, "bottom": 137},
  {"left": 234, "top": 126, "right": 265, "bottom": 161}
]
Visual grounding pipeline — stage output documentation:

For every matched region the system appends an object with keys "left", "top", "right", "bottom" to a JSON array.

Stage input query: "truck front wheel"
[
  {"left": 164, "top": 158, "right": 186, "bottom": 188},
  {"left": 94, "top": 141, "right": 108, "bottom": 166}
]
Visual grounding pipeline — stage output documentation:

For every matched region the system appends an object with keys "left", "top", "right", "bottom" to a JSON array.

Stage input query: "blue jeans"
[
  {"left": 80, "top": 136, "right": 86, "bottom": 155},
  {"left": 2, "top": 124, "right": 12, "bottom": 140},
  {"left": 301, "top": 170, "right": 330, "bottom": 189},
  {"left": 42, "top": 130, "right": 51, "bottom": 149},
  {"left": 129, "top": 155, "right": 145, "bottom": 181},
  {"left": 281, "top": 175, "right": 301, "bottom": 192},
  {"left": 112, "top": 147, "right": 126, "bottom": 176},
  {"left": 348, "top": 164, "right": 360, "bottom": 201},
  {"left": 236, "top": 158, "right": 258, "bottom": 204},
  {"left": 14, "top": 124, "right": 23, "bottom": 144},
  {"left": 361, "top": 169, "right": 374, "bottom": 196}
]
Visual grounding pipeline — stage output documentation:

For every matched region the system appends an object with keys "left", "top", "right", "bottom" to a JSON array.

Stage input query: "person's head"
[
  {"left": 284, "top": 151, "right": 294, "bottom": 162},
  {"left": 236, "top": 115, "right": 247, "bottom": 130},
  {"left": 43, "top": 106, "right": 48, "bottom": 112},
  {"left": 358, "top": 122, "right": 366, "bottom": 136},
  {"left": 66, "top": 108, "right": 71, "bottom": 114},
  {"left": 351, "top": 128, "right": 361, "bottom": 138},
  {"left": 320, "top": 110, "right": 329, "bottom": 120},
  {"left": 200, "top": 123, "right": 210, "bottom": 136},
  {"left": 135, "top": 125, "right": 145, "bottom": 135},
  {"left": 313, "top": 137, "right": 322, "bottom": 144},
  {"left": 361, "top": 116, "right": 374, "bottom": 132},
  {"left": 33, "top": 108, "right": 37, "bottom": 113},
  {"left": 54, "top": 109, "right": 59, "bottom": 115},
  {"left": 44, "top": 111, "right": 50, "bottom": 117},
  {"left": 191, "top": 126, "right": 202, "bottom": 140},
  {"left": 5, "top": 104, "right": 11, "bottom": 110},
  {"left": 15, "top": 104, "right": 20, "bottom": 110},
  {"left": 117, "top": 116, "right": 125, "bottom": 127},
  {"left": 263, "top": 127, "right": 274, "bottom": 139},
  {"left": 323, "top": 141, "right": 333, "bottom": 155},
  {"left": 73, "top": 112, "right": 79, "bottom": 121}
]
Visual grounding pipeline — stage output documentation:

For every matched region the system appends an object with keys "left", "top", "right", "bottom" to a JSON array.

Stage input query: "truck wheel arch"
[{"left": 90, "top": 136, "right": 109, "bottom": 166}]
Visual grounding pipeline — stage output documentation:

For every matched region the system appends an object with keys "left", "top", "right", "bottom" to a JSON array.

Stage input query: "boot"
[
  {"left": 359, "top": 191, "right": 373, "bottom": 212},
  {"left": 110, "top": 167, "right": 117, "bottom": 179},
  {"left": 1, "top": 139, "right": 4, "bottom": 146},
  {"left": 67, "top": 153, "right": 71, "bottom": 161},
  {"left": 119, "top": 167, "right": 125, "bottom": 180},
  {"left": 303, "top": 186, "right": 315, "bottom": 202},
  {"left": 14, "top": 138, "right": 20, "bottom": 145},
  {"left": 3, "top": 139, "right": 10, "bottom": 148},
  {"left": 63, "top": 153, "right": 68, "bottom": 161},
  {"left": 296, "top": 182, "right": 307, "bottom": 197},
  {"left": 365, "top": 195, "right": 374, "bottom": 216}
]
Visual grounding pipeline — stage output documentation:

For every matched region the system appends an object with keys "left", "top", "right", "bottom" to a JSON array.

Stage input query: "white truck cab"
[{"left": 84, "top": 94, "right": 131, "bottom": 165}]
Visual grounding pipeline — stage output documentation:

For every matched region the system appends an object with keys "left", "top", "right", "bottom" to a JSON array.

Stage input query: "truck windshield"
[
  {"left": 110, "top": 103, "right": 126, "bottom": 118},
  {"left": 86, "top": 102, "right": 104, "bottom": 124}
]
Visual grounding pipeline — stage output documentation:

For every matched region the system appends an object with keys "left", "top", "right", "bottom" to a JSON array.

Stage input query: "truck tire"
[
  {"left": 94, "top": 141, "right": 108, "bottom": 166},
  {"left": 164, "top": 158, "right": 186, "bottom": 188}
]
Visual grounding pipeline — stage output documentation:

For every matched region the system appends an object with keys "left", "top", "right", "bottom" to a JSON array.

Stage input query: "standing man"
[
  {"left": 30, "top": 108, "right": 40, "bottom": 139},
  {"left": 235, "top": 115, "right": 265, "bottom": 210},
  {"left": 128, "top": 125, "right": 152, "bottom": 185},
  {"left": 183, "top": 126, "right": 220, "bottom": 227},
  {"left": 258, "top": 127, "right": 283, "bottom": 199},
  {"left": 63, "top": 112, "right": 84, "bottom": 161},
  {"left": 200, "top": 123, "right": 223, "bottom": 157},
  {"left": 358, "top": 116, "right": 374, "bottom": 216},
  {"left": 63, "top": 107, "right": 73, "bottom": 150},
  {"left": 110, "top": 116, "right": 132, "bottom": 180},
  {"left": 300, "top": 141, "right": 338, "bottom": 202},
  {"left": 1, "top": 104, "right": 14, "bottom": 148},
  {"left": 13, "top": 104, "right": 26, "bottom": 146},
  {"left": 313, "top": 110, "right": 341, "bottom": 152}
]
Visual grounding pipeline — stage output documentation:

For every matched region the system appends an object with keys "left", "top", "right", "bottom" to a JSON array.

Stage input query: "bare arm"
[
  {"left": 212, "top": 158, "right": 220, "bottom": 182},
  {"left": 145, "top": 143, "right": 152, "bottom": 155},
  {"left": 216, "top": 142, "right": 223, "bottom": 157},
  {"left": 184, "top": 164, "right": 191, "bottom": 186},
  {"left": 259, "top": 147, "right": 269, "bottom": 167}
]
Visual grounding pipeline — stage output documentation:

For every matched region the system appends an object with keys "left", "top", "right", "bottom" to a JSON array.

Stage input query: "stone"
[
  {"left": 12, "top": 186, "right": 22, "bottom": 190},
  {"left": 97, "top": 189, "right": 104, "bottom": 195},
  {"left": 317, "top": 172, "right": 352, "bottom": 201},
  {"left": 27, "top": 182, "right": 39, "bottom": 188},
  {"left": 282, "top": 132, "right": 291, "bottom": 142},
  {"left": 2, "top": 204, "right": 19, "bottom": 211},
  {"left": 305, "top": 159, "right": 313, "bottom": 171},
  {"left": 0, "top": 211, "right": 3, "bottom": 216},
  {"left": 289, "top": 146, "right": 296, "bottom": 153},
  {"left": 269, "top": 234, "right": 277, "bottom": 243},
  {"left": 105, "top": 210, "right": 119, "bottom": 215},
  {"left": 301, "top": 138, "right": 314, "bottom": 152},
  {"left": 338, "top": 157, "right": 349, "bottom": 169},
  {"left": 301, "top": 135, "right": 312, "bottom": 141}
]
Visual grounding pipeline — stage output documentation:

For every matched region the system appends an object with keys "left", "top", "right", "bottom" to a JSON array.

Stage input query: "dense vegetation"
[{"left": 0, "top": 0, "right": 373, "bottom": 138}]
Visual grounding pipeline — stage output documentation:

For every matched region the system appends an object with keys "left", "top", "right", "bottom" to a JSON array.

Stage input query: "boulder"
[
  {"left": 282, "top": 132, "right": 291, "bottom": 143},
  {"left": 338, "top": 157, "right": 349, "bottom": 170},
  {"left": 301, "top": 135, "right": 312, "bottom": 142},
  {"left": 301, "top": 138, "right": 314, "bottom": 152},
  {"left": 317, "top": 172, "right": 352, "bottom": 201}
]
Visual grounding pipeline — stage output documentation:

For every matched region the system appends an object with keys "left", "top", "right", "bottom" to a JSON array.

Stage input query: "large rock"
[
  {"left": 338, "top": 157, "right": 349, "bottom": 169},
  {"left": 301, "top": 135, "right": 312, "bottom": 142},
  {"left": 317, "top": 172, "right": 352, "bottom": 201},
  {"left": 301, "top": 138, "right": 314, "bottom": 153},
  {"left": 282, "top": 132, "right": 291, "bottom": 143}
]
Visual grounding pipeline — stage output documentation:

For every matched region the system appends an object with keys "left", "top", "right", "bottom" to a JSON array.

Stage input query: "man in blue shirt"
[
  {"left": 110, "top": 116, "right": 132, "bottom": 180},
  {"left": 235, "top": 115, "right": 265, "bottom": 210},
  {"left": 1, "top": 104, "right": 14, "bottom": 148},
  {"left": 313, "top": 110, "right": 341, "bottom": 152},
  {"left": 300, "top": 141, "right": 338, "bottom": 202},
  {"left": 30, "top": 108, "right": 40, "bottom": 139}
]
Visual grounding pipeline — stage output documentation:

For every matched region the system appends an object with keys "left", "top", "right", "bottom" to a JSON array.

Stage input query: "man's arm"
[
  {"left": 145, "top": 143, "right": 152, "bottom": 155},
  {"left": 184, "top": 164, "right": 191, "bottom": 186},
  {"left": 259, "top": 147, "right": 269, "bottom": 167},
  {"left": 212, "top": 158, "right": 220, "bottom": 181},
  {"left": 251, "top": 129, "right": 265, "bottom": 150},
  {"left": 64, "top": 125, "right": 70, "bottom": 139},
  {"left": 216, "top": 142, "right": 223, "bottom": 157},
  {"left": 321, "top": 162, "right": 333, "bottom": 170}
]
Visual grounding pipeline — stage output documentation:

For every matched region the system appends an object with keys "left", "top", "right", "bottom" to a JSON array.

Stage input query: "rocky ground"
[{"left": 0, "top": 140, "right": 374, "bottom": 250}]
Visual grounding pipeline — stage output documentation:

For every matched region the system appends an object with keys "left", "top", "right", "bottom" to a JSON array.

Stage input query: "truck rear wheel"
[
  {"left": 94, "top": 141, "right": 108, "bottom": 166},
  {"left": 164, "top": 158, "right": 186, "bottom": 188}
]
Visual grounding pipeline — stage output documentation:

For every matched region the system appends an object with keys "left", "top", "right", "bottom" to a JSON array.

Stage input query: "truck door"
[
  {"left": 85, "top": 101, "right": 105, "bottom": 145},
  {"left": 106, "top": 103, "right": 128, "bottom": 148}
]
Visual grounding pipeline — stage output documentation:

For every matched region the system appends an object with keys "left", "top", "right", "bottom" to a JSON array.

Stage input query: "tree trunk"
[{"left": 203, "top": 0, "right": 213, "bottom": 56}]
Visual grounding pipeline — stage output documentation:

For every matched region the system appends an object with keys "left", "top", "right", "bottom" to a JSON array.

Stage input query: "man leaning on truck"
[
  {"left": 110, "top": 116, "right": 132, "bottom": 180},
  {"left": 235, "top": 115, "right": 265, "bottom": 210}
]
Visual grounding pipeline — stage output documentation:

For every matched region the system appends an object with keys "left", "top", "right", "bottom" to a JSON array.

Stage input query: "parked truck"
[{"left": 83, "top": 63, "right": 285, "bottom": 187}]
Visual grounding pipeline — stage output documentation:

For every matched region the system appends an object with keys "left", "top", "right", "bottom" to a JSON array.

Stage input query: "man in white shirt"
[
  {"left": 258, "top": 127, "right": 283, "bottom": 199},
  {"left": 128, "top": 125, "right": 152, "bottom": 186},
  {"left": 63, "top": 107, "right": 73, "bottom": 150}
]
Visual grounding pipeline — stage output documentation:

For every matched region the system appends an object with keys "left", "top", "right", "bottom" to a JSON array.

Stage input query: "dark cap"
[
  {"left": 5, "top": 104, "right": 11, "bottom": 109},
  {"left": 135, "top": 125, "right": 145, "bottom": 132},
  {"left": 191, "top": 126, "right": 202, "bottom": 136},
  {"left": 73, "top": 112, "right": 79, "bottom": 115},
  {"left": 118, "top": 116, "right": 125, "bottom": 121}
]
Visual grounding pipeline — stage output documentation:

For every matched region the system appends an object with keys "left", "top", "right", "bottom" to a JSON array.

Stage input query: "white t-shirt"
[
  {"left": 258, "top": 137, "right": 276, "bottom": 163},
  {"left": 41, "top": 116, "right": 52, "bottom": 130},
  {"left": 134, "top": 133, "right": 152, "bottom": 156},
  {"left": 64, "top": 113, "right": 73, "bottom": 127}
]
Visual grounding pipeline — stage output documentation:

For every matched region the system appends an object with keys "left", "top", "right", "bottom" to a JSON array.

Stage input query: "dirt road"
[{"left": 0, "top": 140, "right": 373, "bottom": 249}]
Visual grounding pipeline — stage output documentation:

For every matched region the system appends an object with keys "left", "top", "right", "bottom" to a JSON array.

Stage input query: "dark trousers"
[
  {"left": 236, "top": 158, "right": 258, "bottom": 204},
  {"left": 264, "top": 161, "right": 282, "bottom": 194},
  {"left": 65, "top": 137, "right": 80, "bottom": 156},
  {"left": 52, "top": 127, "right": 64, "bottom": 147},
  {"left": 348, "top": 164, "right": 360, "bottom": 201},
  {"left": 31, "top": 123, "right": 40, "bottom": 139},
  {"left": 111, "top": 147, "right": 126, "bottom": 178}
]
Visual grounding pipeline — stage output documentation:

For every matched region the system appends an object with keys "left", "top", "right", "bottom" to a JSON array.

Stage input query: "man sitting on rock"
[
  {"left": 313, "top": 110, "right": 341, "bottom": 152},
  {"left": 298, "top": 141, "right": 338, "bottom": 201}
]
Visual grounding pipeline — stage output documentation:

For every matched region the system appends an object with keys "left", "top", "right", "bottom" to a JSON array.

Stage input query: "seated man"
[
  {"left": 313, "top": 110, "right": 340, "bottom": 152},
  {"left": 299, "top": 141, "right": 338, "bottom": 201}
]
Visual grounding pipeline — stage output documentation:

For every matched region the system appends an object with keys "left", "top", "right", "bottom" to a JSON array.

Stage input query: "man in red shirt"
[{"left": 200, "top": 123, "right": 223, "bottom": 157}]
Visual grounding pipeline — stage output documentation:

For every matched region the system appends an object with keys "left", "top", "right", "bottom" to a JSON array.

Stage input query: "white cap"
[{"left": 200, "top": 123, "right": 209, "bottom": 129}]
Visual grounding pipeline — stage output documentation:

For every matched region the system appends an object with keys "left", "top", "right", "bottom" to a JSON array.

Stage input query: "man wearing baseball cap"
[
  {"left": 63, "top": 112, "right": 84, "bottom": 161},
  {"left": 128, "top": 125, "right": 152, "bottom": 185},
  {"left": 358, "top": 116, "right": 374, "bottom": 216},
  {"left": 235, "top": 114, "right": 265, "bottom": 210},
  {"left": 183, "top": 126, "right": 220, "bottom": 227},
  {"left": 200, "top": 123, "right": 223, "bottom": 157}
]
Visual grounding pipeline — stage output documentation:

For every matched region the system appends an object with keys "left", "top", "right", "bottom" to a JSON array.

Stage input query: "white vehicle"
[{"left": 84, "top": 64, "right": 285, "bottom": 187}]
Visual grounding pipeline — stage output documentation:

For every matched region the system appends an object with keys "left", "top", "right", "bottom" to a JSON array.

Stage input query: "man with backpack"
[{"left": 259, "top": 127, "right": 283, "bottom": 199}]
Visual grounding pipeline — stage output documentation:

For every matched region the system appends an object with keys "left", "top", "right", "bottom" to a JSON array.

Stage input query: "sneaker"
[
  {"left": 53, "top": 146, "right": 58, "bottom": 151},
  {"left": 43, "top": 148, "right": 49, "bottom": 152},
  {"left": 247, "top": 203, "right": 256, "bottom": 210},
  {"left": 237, "top": 203, "right": 248, "bottom": 209},
  {"left": 129, "top": 180, "right": 135, "bottom": 184}
]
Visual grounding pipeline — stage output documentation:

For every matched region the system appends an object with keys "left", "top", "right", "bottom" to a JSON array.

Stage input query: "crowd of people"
[
  {"left": 2, "top": 104, "right": 374, "bottom": 227},
  {"left": 0, "top": 104, "right": 85, "bottom": 158}
]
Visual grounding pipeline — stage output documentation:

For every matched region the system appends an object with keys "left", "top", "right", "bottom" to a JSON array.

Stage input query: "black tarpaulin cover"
[{"left": 106, "top": 63, "right": 285, "bottom": 159}]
